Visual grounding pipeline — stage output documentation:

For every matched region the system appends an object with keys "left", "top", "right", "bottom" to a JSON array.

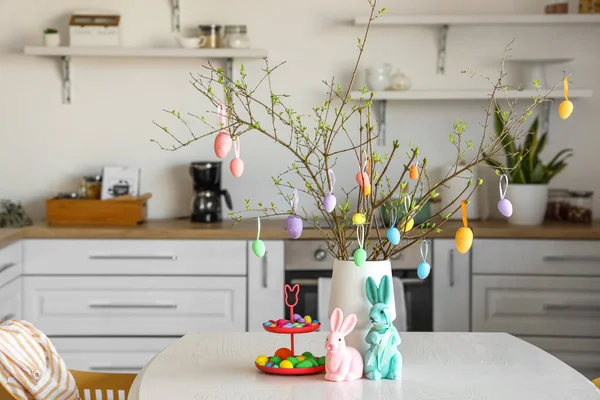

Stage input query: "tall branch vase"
[{"left": 328, "top": 259, "right": 396, "bottom": 356}]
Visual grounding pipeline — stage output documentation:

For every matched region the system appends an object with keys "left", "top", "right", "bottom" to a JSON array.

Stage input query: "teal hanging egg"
[
  {"left": 417, "top": 261, "right": 431, "bottom": 279},
  {"left": 252, "top": 239, "right": 266, "bottom": 258},
  {"left": 387, "top": 227, "right": 400, "bottom": 245},
  {"left": 353, "top": 248, "right": 367, "bottom": 267}
]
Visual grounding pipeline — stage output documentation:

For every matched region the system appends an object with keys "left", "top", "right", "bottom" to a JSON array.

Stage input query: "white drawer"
[
  {"left": 23, "top": 239, "right": 246, "bottom": 276},
  {"left": 52, "top": 337, "right": 175, "bottom": 373},
  {"left": 0, "top": 242, "right": 22, "bottom": 288},
  {"left": 473, "top": 275, "right": 600, "bottom": 337},
  {"left": 520, "top": 336, "right": 600, "bottom": 380},
  {"left": 473, "top": 239, "right": 600, "bottom": 276},
  {"left": 0, "top": 278, "right": 21, "bottom": 321},
  {"left": 23, "top": 276, "right": 246, "bottom": 336}
]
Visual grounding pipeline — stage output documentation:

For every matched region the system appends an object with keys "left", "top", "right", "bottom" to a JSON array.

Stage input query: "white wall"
[{"left": 1, "top": 0, "right": 598, "bottom": 220}]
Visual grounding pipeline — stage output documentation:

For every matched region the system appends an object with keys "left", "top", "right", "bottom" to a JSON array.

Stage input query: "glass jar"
[
  {"left": 80, "top": 175, "right": 102, "bottom": 199},
  {"left": 568, "top": 191, "right": 593, "bottom": 224},
  {"left": 546, "top": 188, "right": 571, "bottom": 221},
  {"left": 198, "top": 24, "right": 222, "bottom": 48},
  {"left": 223, "top": 25, "right": 250, "bottom": 49}
]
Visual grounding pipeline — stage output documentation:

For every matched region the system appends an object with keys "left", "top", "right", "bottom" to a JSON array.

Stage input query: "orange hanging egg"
[
  {"left": 356, "top": 172, "right": 369, "bottom": 187},
  {"left": 409, "top": 165, "right": 418, "bottom": 180},
  {"left": 455, "top": 226, "right": 473, "bottom": 254},
  {"left": 558, "top": 101, "right": 573, "bottom": 120},
  {"left": 363, "top": 184, "right": 371, "bottom": 196}
]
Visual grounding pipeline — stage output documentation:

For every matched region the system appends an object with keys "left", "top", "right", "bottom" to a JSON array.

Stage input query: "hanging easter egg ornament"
[
  {"left": 214, "top": 103, "right": 233, "bottom": 158},
  {"left": 497, "top": 174, "right": 513, "bottom": 218},
  {"left": 323, "top": 169, "right": 337, "bottom": 213},
  {"left": 558, "top": 76, "right": 574, "bottom": 120},
  {"left": 386, "top": 207, "right": 401, "bottom": 246},
  {"left": 229, "top": 137, "right": 244, "bottom": 178},
  {"left": 286, "top": 189, "right": 303, "bottom": 239},
  {"left": 352, "top": 212, "right": 366, "bottom": 226},
  {"left": 356, "top": 158, "right": 371, "bottom": 197},
  {"left": 455, "top": 200, "right": 474, "bottom": 254},
  {"left": 417, "top": 241, "right": 431, "bottom": 280},
  {"left": 353, "top": 225, "right": 367, "bottom": 267},
  {"left": 409, "top": 159, "right": 419, "bottom": 180},
  {"left": 400, "top": 196, "right": 415, "bottom": 233},
  {"left": 252, "top": 217, "right": 266, "bottom": 258}
]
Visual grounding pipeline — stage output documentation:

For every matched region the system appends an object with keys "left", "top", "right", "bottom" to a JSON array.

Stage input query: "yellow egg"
[
  {"left": 255, "top": 355, "right": 269, "bottom": 366},
  {"left": 296, "top": 356, "right": 306, "bottom": 362},
  {"left": 352, "top": 213, "right": 366, "bottom": 225},
  {"left": 362, "top": 185, "right": 371, "bottom": 196},
  {"left": 401, "top": 218, "right": 414, "bottom": 233},
  {"left": 455, "top": 227, "right": 473, "bottom": 254},
  {"left": 280, "top": 360, "right": 294, "bottom": 369},
  {"left": 304, "top": 315, "right": 312, "bottom": 324},
  {"left": 558, "top": 100, "right": 573, "bottom": 120}
]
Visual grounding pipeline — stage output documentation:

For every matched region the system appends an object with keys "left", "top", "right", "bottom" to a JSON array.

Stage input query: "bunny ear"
[
  {"left": 365, "top": 277, "right": 379, "bottom": 305},
  {"left": 330, "top": 308, "right": 343, "bottom": 332},
  {"left": 378, "top": 275, "right": 391, "bottom": 305},
  {"left": 339, "top": 314, "right": 357, "bottom": 336}
]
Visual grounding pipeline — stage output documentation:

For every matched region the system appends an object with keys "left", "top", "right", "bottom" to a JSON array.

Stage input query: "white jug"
[{"left": 366, "top": 63, "right": 392, "bottom": 91}]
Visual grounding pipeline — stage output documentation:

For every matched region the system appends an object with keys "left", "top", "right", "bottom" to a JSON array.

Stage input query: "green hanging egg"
[
  {"left": 252, "top": 239, "right": 265, "bottom": 258},
  {"left": 353, "top": 248, "right": 367, "bottom": 267}
]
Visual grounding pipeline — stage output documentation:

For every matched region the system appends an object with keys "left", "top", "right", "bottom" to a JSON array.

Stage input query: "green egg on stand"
[
  {"left": 252, "top": 239, "right": 265, "bottom": 258},
  {"left": 353, "top": 248, "right": 367, "bottom": 267}
]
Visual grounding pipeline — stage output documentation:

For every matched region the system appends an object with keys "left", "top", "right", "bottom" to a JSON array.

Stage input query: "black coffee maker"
[{"left": 190, "top": 162, "right": 232, "bottom": 222}]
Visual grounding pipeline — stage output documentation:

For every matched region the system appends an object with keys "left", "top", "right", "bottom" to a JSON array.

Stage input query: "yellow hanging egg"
[
  {"left": 455, "top": 226, "right": 473, "bottom": 254},
  {"left": 362, "top": 185, "right": 371, "bottom": 197},
  {"left": 401, "top": 217, "right": 414, "bottom": 233},
  {"left": 558, "top": 100, "right": 573, "bottom": 120},
  {"left": 352, "top": 213, "right": 366, "bottom": 225}
]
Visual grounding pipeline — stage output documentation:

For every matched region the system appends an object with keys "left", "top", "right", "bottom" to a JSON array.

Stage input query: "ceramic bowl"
[{"left": 175, "top": 36, "right": 202, "bottom": 49}]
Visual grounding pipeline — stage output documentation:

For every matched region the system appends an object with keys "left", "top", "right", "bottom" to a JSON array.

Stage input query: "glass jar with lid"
[
  {"left": 198, "top": 24, "right": 222, "bottom": 48},
  {"left": 223, "top": 25, "right": 250, "bottom": 49},
  {"left": 568, "top": 191, "right": 593, "bottom": 224},
  {"left": 545, "top": 188, "right": 570, "bottom": 221}
]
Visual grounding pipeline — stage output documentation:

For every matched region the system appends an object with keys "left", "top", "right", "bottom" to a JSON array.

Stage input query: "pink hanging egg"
[
  {"left": 286, "top": 215, "right": 303, "bottom": 239},
  {"left": 355, "top": 172, "right": 370, "bottom": 188},
  {"left": 230, "top": 157, "right": 244, "bottom": 178},
  {"left": 323, "top": 194, "right": 337, "bottom": 213},
  {"left": 498, "top": 198, "right": 513, "bottom": 217},
  {"left": 214, "top": 132, "right": 233, "bottom": 158}
]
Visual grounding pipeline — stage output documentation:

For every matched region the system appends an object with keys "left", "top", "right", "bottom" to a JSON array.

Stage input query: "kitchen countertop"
[{"left": 0, "top": 219, "right": 599, "bottom": 247}]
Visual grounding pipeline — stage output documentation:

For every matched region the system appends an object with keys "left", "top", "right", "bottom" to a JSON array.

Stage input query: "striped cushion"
[{"left": 0, "top": 320, "right": 79, "bottom": 399}]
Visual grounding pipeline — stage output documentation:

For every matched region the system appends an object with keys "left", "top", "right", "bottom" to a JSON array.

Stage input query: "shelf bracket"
[
  {"left": 172, "top": 0, "right": 181, "bottom": 32},
  {"left": 61, "top": 56, "right": 71, "bottom": 104},
  {"left": 539, "top": 101, "right": 551, "bottom": 135},
  {"left": 376, "top": 100, "right": 387, "bottom": 146},
  {"left": 225, "top": 58, "right": 234, "bottom": 81},
  {"left": 437, "top": 24, "right": 449, "bottom": 75}
]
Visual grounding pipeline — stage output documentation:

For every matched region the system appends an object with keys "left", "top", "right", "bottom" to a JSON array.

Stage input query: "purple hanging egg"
[
  {"left": 286, "top": 215, "right": 303, "bottom": 239},
  {"left": 498, "top": 198, "right": 513, "bottom": 217},
  {"left": 323, "top": 194, "right": 337, "bottom": 213}
]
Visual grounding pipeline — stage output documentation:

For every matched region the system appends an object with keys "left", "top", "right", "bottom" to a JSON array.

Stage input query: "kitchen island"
[{"left": 128, "top": 331, "right": 600, "bottom": 400}]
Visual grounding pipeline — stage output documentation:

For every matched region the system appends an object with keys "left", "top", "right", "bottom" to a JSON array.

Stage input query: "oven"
[{"left": 284, "top": 240, "right": 432, "bottom": 332}]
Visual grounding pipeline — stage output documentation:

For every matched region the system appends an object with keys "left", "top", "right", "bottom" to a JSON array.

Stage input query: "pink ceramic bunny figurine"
[{"left": 324, "top": 308, "right": 364, "bottom": 382}]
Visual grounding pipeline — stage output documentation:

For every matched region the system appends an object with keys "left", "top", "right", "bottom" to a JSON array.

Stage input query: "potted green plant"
[
  {"left": 485, "top": 107, "right": 573, "bottom": 225},
  {"left": 44, "top": 28, "right": 60, "bottom": 47}
]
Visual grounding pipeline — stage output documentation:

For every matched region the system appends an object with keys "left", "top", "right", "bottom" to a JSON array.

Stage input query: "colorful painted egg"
[
  {"left": 302, "top": 351, "right": 314, "bottom": 359},
  {"left": 296, "top": 356, "right": 307, "bottom": 362},
  {"left": 230, "top": 157, "right": 244, "bottom": 178},
  {"left": 286, "top": 215, "right": 303, "bottom": 239},
  {"left": 296, "top": 360, "right": 313, "bottom": 368},
  {"left": 387, "top": 227, "right": 400, "bottom": 245},
  {"left": 498, "top": 198, "right": 513, "bottom": 217},
  {"left": 352, "top": 213, "right": 366, "bottom": 225},
  {"left": 410, "top": 165, "right": 419, "bottom": 180},
  {"left": 353, "top": 248, "right": 367, "bottom": 267},
  {"left": 286, "top": 357, "right": 299, "bottom": 367},
  {"left": 363, "top": 185, "right": 371, "bottom": 196},
  {"left": 275, "top": 348, "right": 292, "bottom": 360},
  {"left": 417, "top": 261, "right": 431, "bottom": 279},
  {"left": 356, "top": 171, "right": 370, "bottom": 187},
  {"left": 401, "top": 217, "right": 414, "bottom": 233},
  {"left": 269, "top": 356, "right": 281, "bottom": 365},
  {"left": 304, "top": 316, "right": 312, "bottom": 324},
  {"left": 323, "top": 194, "right": 337, "bottom": 213},
  {"left": 279, "top": 360, "right": 294, "bottom": 369},
  {"left": 214, "top": 131, "right": 232, "bottom": 158},
  {"left": 317, "top": 357, "right": 326, "bottom": 366},
  {"left": 255, "top": 355, "right": 269, "bottom": 366},
  {"left": 266, "top": 363, "right": 273, "bottom": 367},
  {"left": 455, "top": 226, "right": 474, "bottom": 254},
  {"left": 558, "top": 100, "right": 573, "bottom": 120},
  {"left": 252, "top": 239, "right": 265, "bottom": 257}
]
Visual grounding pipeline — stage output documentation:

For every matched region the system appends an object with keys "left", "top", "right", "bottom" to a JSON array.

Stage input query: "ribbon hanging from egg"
[
  {"left": 354, "top": 224, "right": 367, "bottom": 267},
  {"left": 558, "top": 76, "right": 574, "bottom": 120},
  {"left": 455, "top": 200, "right": 474, "bottom": 254},
  {"left": 230, "top": 137, "right": 244, "bottom": 178},
  {"left": 417, "top": 240, "right": 431, "bottom": 279},
  {"left": 214, "top": 103, "right": 233, "bottom": 159},
  {"left": 286, "top": 189, "right": 303, "bottom": 239},
  {"left": 410, "top": 158, "right": 419, "bottom": 180},
  {"left": 323, "top": 169, "right": 337, "bottom": 213},
  {"left": 400, "top": 196, "right": 414, "bottom": 233},
  {"left": 386, "top": 207, "right": 400, "bottom": 245},
  {"left": 497, "top": 174, "right": 513, "bottom": 217},
  {"left": 252, "top": 216, "right": 266, "bottom": 258}
]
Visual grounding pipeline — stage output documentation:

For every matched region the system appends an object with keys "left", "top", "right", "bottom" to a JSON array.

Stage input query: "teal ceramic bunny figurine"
[{"left": 364, "top": 275, "right": 402, "bottom": 380}]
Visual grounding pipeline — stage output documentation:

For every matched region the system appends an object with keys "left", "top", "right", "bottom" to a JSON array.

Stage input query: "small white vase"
[
  {"left": 44, "top": 33, "right": 61, "bottom": 47},
  {"left": 328, "top": 259, "right": 395, "bottom": 356},
  {"left": 507, "top": 184, "right": 549, "bottom": 226}
]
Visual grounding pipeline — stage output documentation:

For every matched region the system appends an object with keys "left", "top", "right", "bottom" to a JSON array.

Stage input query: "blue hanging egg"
[
  {"left": 417, "top": 261, "right": 431, "bottom": 279},
  {"left": 353, "top": 248, "right": 367, "bottom": 267},
  {"left": 387, "top": 227, "right": 400, "bottom": 245}
]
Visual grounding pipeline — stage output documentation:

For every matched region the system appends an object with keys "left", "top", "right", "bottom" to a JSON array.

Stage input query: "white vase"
[
  {"left": 328, "top": 259, "right": 395, "bottom": 356},
  {"left": 44, "top": 33, "right": 61, "bottom": 47},
  {"left": 507, "top": 184, "right": 549, "bottom": 226}
]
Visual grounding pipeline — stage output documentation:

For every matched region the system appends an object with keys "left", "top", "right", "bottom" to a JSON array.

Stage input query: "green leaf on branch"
[
  {"left": 245, "top": 199, "right": 251, "bottom": 211},
  {"left": 477, "top": 178, "right": 483, "bottom": 185}
]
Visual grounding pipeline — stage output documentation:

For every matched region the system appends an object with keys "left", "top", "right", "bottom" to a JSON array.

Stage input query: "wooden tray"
[{"left": 46, "top": 195, "right": 149, "bottom": 226}]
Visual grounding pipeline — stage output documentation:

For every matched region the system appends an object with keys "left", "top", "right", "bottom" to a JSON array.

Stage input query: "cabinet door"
[
  {"left": 433, "top": 239, "right": 470, "bottom": 332},
  {"left": 247, "top": 241, "right": 284, "bottom": 331},
  {"left": 0, "top": 278, "right": 21, "bottom": 321},
  {"left": 0, "top": 242, "right": 22, "bottom": 289}
]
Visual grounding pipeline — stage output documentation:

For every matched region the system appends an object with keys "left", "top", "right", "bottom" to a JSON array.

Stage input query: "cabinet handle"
[
  {"left": 448, "top": 249, "right": 455, "bottom": 288},
  {"left": 0, "top": 262, "right": 16, "bottom": 275},
  {"left": 1, "top": 314, "right": 15, "bottom": 321},
  {"left": 89, "top": 255, "right": 178, "bottom": 260},
  {"left": 88, "top": 302, "right": 177, "bottom": 309},
  {"left": 543, "top": 255, "right": 600, "bottom": 263},
  {"left": 290, "top": 278, "right": 318, "bottom": 287},
  {"left": 261, "top": 252, "right": 268, "bottom": 289},
  {"left": 543, "top": 303, "right": 600, "bottom": 312},
  {"left": 402, "top": 278, "right": 425, "bottom": 285},
  {"left": 90, "top": 366, "right": 142, "bottom": 371}
]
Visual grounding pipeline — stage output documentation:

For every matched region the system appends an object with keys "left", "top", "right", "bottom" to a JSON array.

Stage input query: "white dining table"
[{"left": 128, "top": 332, "right": 600, "bottom": 400}]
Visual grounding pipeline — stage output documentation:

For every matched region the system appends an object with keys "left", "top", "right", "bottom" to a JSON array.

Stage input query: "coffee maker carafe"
[{"left": 190, "top": 162, "right": 232, "bottom": 222}]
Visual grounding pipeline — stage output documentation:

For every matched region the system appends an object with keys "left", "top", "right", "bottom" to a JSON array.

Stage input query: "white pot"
[
  {"left": 328, "top": 259, "right": 395, "bottom": 356},
  {"left": 44, "top": 33, "right": 61, "bottom": 47},
  {"left": 507, "top": 184, "right": 548, "bottom": 226}
]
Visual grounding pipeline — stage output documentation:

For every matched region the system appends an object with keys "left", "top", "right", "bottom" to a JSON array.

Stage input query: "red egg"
[
  {"left": 230, "top": 157, "right": 244, "bottom": 178},
  {"left": 355, "top": 171, "right": 370, "bottom": 187},
  {"left": 214, "top": 131, "right": 233, "bottom": 158}
]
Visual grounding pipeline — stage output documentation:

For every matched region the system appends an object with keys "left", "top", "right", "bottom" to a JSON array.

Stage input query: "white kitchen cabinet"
[
  {"left": 247, "top": 240, "right": 284, "bottom": 331},
  {"left": 0, "top": 278, "right": 22, "bottom": 321},
  {"left": 432, "top": 239, "right": 470, "bottom": 332},
  {"left": 0, "top": 242, "right": 22, "bottom": 289},
  {"left": 23, "top": 276, "right": 247, "bottom": 336}
]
